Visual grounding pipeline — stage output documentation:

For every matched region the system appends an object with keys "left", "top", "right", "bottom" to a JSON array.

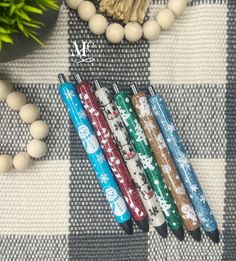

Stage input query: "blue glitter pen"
[
  {"left": 148, "top": 86, "right": 219, "bottom": 243},
  {"left": 58, "top": 74, "right": 132, "bottom": 234}
]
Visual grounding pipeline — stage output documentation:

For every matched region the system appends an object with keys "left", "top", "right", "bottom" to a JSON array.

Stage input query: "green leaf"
[
  {"left": 22, "top": 21, "right": 41, "bottom": 29},
  {"left": 23, "top": 5, "right": 43, "bottom": 14},
  {"left": 0, "top": 34, "right": 13, "bottom": 44},
  {"left": 0, "top": 16, "right": 14, "bottom": 25},
  {"left": 0, "top": 3, "right": 11, "bottom": 7},
  {"left": 9, "top": 5, "right": 16, "bottom": 16},
  {"left": 27, "top": 31, "right": 45, "bottom": 46},
  {"left": 15, "top": 3, "right": 25, "bottom": 10},
  {"left": 15, "top": 10, "right": 31, "bottom": 22},
  {"left": 16, "top": 18, "right": 25, "bottom": 32},
  {"left": 0, "top": 27, "right": 11, "bottom": 33}
]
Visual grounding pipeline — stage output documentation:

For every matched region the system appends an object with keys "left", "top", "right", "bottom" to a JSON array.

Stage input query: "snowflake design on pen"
[
  {"left": 162, "top": 164, "right": 171, "bottom": 174},
  {"left": 151, "top": 106, "right": 159, "bottom": 116},
  {"left": 197, "top": 212, "right": 208, "bottom": 223},
  {"left": 166, "top": 123, "right": 175, "bottom": 133},
  {"left": 97, "top": 153, "right": 105, "bottom": 164},
  {"left": 200, "top": 194, "right": 206, "bottom": 203},
  {"left": 65, "top": 90, "right": 75, "bottom": 99},
  {"left": 177, "top": 152, "right": 191, "bottom": 170},
  {"left": 100, "top": 173, "right": 109, "bottom": 184},
  {"left": 78, "top": 110, "right": 87, "bottom": 119},
  {"left": 190, "top": 184, "right": 198, "bottom": 193},
  {"left": 143, "top": 120, "right": 155, "bottom": 130}
]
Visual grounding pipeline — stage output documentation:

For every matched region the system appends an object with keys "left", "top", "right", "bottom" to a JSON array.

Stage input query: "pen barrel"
[
  {"left": 131, "top": 92, "right": 200, "bottom": 232},
  {"left": 58, "top": 82, "right": 131, "bottom": 224},
  {"left": 95, "top": 87, "right": 165, "bottom": 227},
  {"left": 76, "top": 82, "right": 148, "bottom": 222},
  {"left": 114, "top": 91, "right": 182, "bottom": 230},
  {"left": 149, "top": 94, "right": 218, "bottom": 232}
]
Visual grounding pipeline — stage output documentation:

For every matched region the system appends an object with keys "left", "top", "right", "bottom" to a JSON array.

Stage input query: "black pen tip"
[
  {"left": 188, "top": 227, "right": 201, "bottom": 242},
  {"left": 172, "top": 226, "right": 185, "bottom": 241},
  {"left": 120, "top": 219, "right": 133, "bottom": 235},
  {"left": 155, "top": 222, "right": 168, "bottom": 238},
  {"left": 205, "top": 229, "right": 220, "bottom": 243},
  {"left": 136, "top": 217, "right": 149, "bottom": 233}
]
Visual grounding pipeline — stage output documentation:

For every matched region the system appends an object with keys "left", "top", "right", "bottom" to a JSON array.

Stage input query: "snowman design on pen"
[
  {"left": 105, "top": 186, "right": 127, "bottom": 217},
  {"left": 181, "top": 204, "right": 198, "bottom": 225},
  {"left": 136, "top": 96, "right": 152, "bottom": 117},
  {"left": 77, "top": 124, "right": 99, "bottom": 154}
]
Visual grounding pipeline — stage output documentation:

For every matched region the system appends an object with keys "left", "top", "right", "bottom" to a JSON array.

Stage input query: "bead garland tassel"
[{"left": 65, "top": 0, "right": 188, "bottom": 43}]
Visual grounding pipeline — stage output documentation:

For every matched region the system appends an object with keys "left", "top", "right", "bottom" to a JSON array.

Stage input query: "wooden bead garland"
[
  {"left": 65, "top": 0, "right": 188, "bottom": 43},
  {"left": 0, "top": 80, "right": 49, "bottom": 173}
]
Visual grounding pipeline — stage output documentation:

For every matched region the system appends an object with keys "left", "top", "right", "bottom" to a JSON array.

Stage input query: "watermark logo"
[{"left": 70, "top": 40, "right": 95, "bottom": 64}]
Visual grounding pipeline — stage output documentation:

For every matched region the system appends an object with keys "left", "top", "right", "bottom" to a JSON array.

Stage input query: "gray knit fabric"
[{"left": 0, "top": 0, "right": 235, "bottom": 260}]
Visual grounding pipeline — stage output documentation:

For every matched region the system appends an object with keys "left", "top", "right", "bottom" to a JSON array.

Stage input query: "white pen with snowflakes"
[
  {"left": 94, "top": 80, "right": 167, "bottom": 237},
  {"left": 148, "top": 86, "right": 219, "bottom": 243}
]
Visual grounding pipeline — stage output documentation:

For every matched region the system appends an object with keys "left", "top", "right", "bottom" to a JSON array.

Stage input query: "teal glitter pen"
[{"left": 58, "top": 74, "right": 133, "bottom": 234}]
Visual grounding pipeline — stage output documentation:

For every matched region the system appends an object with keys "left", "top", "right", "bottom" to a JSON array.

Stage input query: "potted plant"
[{"left": 0, "top": 0, "right": 62, "bottom": 63}]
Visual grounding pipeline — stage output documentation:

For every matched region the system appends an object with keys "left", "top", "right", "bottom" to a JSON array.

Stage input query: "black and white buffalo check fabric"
[{"left": 0, "top": 0, "right": 235, "bottom": 260}]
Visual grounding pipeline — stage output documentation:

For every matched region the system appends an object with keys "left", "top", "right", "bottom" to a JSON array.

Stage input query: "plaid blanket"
[{"left": 0, "top": 0, "right": 235, "bottom": 260}]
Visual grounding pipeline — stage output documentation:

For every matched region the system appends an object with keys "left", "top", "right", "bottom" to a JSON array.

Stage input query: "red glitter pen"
[{"left": 75, "top": 73, "right": 149, "bottom": 232}]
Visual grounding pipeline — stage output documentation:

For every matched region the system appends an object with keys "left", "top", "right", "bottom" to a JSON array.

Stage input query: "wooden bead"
[
  {"left": 156, "top": 8, "right": 175, "bottom": 31},
  {"left": 78, "top": 1, "right": 96, "bottom": 21},
  {"left": 0, "top": 155, "right": 13, "bottom": 173},
  {"left": 124, "top": 22, "right": 143, "bottom": 42},
  {"left": 30, "top": 120, "right": 49, "bottom": 139},
  {"left": 19, "top": 104, "right": 40, "bottom": 123},
  {"left": 143, "top": 20, "right": 161, "bottom": 41},
  {"left": 0, "top": 80, "right": 12, "bottom": 100},
  {"left": 106, "top": 23, "right": 124, "bottom": 44},
  {"left": 6, "top": 91, "right": 27, "bottom": 111},
  {"left": 27, "top": 139, "right": 47, "bottom": 159},
  {"left": 13, "top": 152, "right": 32, "bottom": 171},
  {"left": 65, "top": 0, "right": 83, "bottom": 9},
  {"left": 89, "top": 14, "right": 108, "bottom": 35},
  {"left": 168, "top": 0, "right": 187, "bottom": 17}
]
